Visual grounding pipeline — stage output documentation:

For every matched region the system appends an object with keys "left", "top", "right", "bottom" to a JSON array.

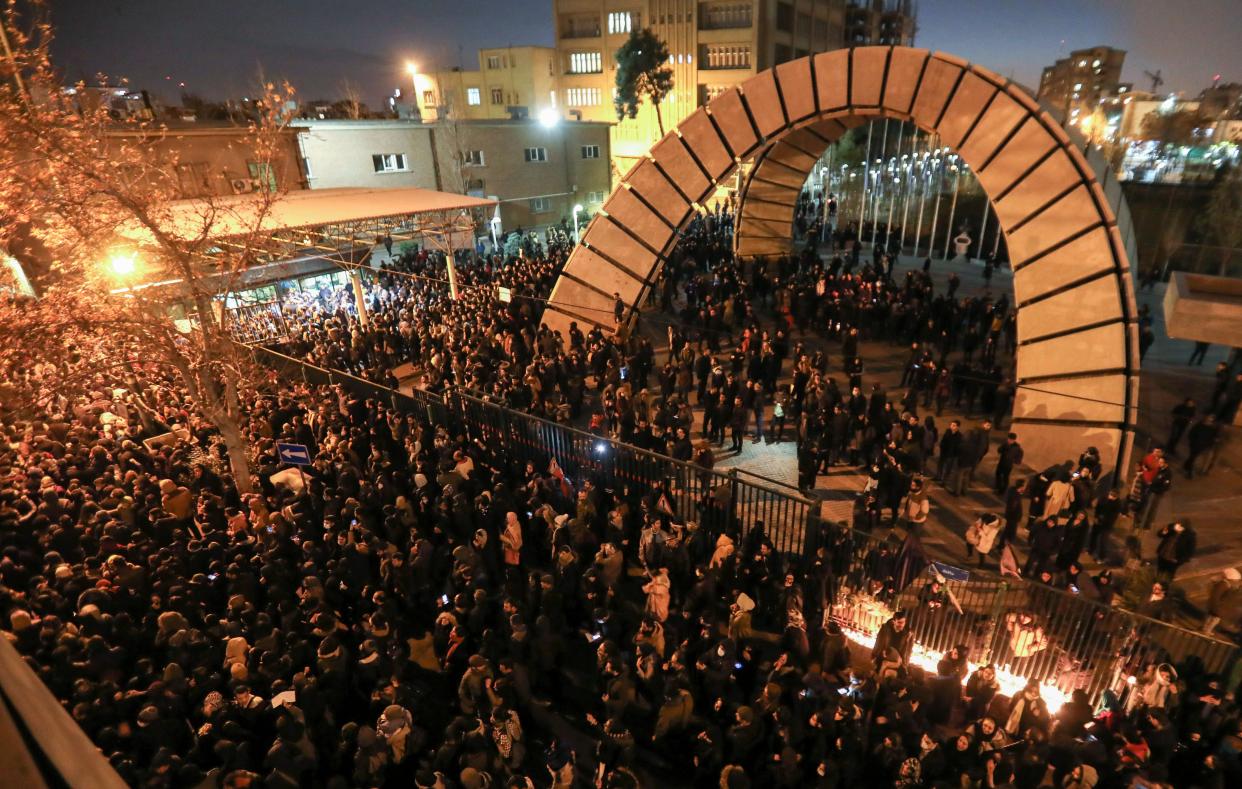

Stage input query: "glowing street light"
[
  {"left": 538, "top": 107, "right": 560, "bottom": 128},
  {"left": 571, "top": 203, "right": 584, "bottom": 244},
  {"left": 108, "top": 252, "right": 137, "bottom": 278}
]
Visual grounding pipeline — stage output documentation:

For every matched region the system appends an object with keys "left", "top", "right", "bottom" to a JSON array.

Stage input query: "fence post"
[
  {"left": 727, "top": 468, "right": 741, "bottom": 536},
  {"left": 981, "top": 580, "right": 1008, "bottom": 665}
]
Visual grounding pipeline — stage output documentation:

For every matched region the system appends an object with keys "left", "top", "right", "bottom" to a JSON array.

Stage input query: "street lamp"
[
  {"left": 538, "top": 107, "right": 559, "bottom": 128},
  {"left": 572, "top": 203, "right": 584, "bottom": 244},
  {"left": 108, "top": 252, "right": 137, "bottom": 278}
]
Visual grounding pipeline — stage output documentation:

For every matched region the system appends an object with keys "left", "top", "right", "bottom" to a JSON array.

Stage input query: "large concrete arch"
[{"left": 542, "top": 47, "right": 1140, "bottom": 473}]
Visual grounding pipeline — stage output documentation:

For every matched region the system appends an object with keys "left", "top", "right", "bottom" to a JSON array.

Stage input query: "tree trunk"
[
  {"left": 654, "top": 101, "right": 665, "bottom": 138},
  {"left": 216, "top": 412, "right": 254, "bottom": 494}
]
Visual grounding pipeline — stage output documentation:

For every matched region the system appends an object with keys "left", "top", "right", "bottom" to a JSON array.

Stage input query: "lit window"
[
  {"left": 1092, "top": 58, "right": 1101, "bottom": 67},
  {"left": 466, "top": 87, "right": 481, "bottom": 105},
  {"left": 1073, "top": 83, "right": 1082, "bottom": 91},
  {"left": 422, "top": 90, "right": 435, "bottom": 105},
  {"left": 372, "top": 153, "right": 408, "bottom": 173},
  {"left": 607, "top": 11, "right": 635, "bottom": 34},
  {"left": 569, "top": 51, "right": 603, "bottom": 73}
]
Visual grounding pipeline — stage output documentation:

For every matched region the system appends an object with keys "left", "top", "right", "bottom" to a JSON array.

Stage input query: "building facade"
[
  {"left": 291, "top": 118, "right": 612, "bottom": 233},
  {"left": 105, "top": 124, "right": 307, "bottom": 198},
  {"left": 553, "top": 0, "right": 885, "bottom": 170},
  {"left": 844, "top": 0, "right": 916, "bottom": 46},
  {"left": 414, "top": 46, "right": 558, "bottom": 122},
  {"left": 1036, "top": 45, "right": 1127, "bottom": 125},
  {"left": 293, "top": 120, "right": 439, "bottom": 191}
]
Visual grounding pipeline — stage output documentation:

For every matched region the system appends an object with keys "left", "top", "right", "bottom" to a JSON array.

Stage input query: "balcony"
[
  {"left": 560, "top": 17, "right": 601, "bottom": 39},
  {"left": 698, "top": 3, "right": 753, "bottom": 30},
  {"left": 699, "top": 46, "right": 752, "bottom": 71}
]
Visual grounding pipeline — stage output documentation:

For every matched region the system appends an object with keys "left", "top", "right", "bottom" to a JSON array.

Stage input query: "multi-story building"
[
  {"left": 844, "top": 0, "right": 916, "bottom": 46},
  {"left": 291, "top": 118, "right": 612, "bottom": 232},
  {"left": 1197, "top": 81, "right": 1242, "bottom": 120},
  {"left": 413, "top": 46, "right": 558, "bottom": 122},
  {"left": 1036, "top": 45, "right": 1126, "bottom": 126},
  {"left": 552, "top": 0, "right": 862, "bottom": 171}
]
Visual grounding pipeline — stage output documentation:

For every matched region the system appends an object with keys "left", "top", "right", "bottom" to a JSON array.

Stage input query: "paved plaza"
[{"left": 642, "top": 250, "right": 1241, "bottom": 630}]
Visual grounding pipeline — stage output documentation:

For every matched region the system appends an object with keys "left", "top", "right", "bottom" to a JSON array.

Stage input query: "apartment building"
[
  {"left": 1036, "top": 46, "right": 1127, "bottom": 125},
  {"left": 844, "top": 0, "right": 916, "bottom": 46},
  {"left": 553, "top": 0, "right": 860, "bottom": 169},
  {"left": 414, "top": 46, "right": 558, "bottom": 122}
]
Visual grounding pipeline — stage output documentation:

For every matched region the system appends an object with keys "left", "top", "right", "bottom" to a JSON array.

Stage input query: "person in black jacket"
[
  {"left": 1001, "top": 479, "right": 1027, "bottom": 548},
  {"left": 1167, "top": 397, "right": 1197, "bottom": 456},
  {"left": 936, "top": 420, "right": 962, "bottom": 486},
  {"left": 1024, "top": 517, "right": 1064, "bottom": 577},
  {"left": 955, "top": 419, "right": 992, "bottom": 496},
  {"left": 871, "top": 610, "right": 912, "bottom": 671},
  {"left": 1088, "top": 487, "right": 1122, "bottom": 561},
  {"left": 1184, "top": 415, "right": 1220, "bottom": 478},
  {"left": 994, "top": 432, "right": 1024, "bottom": 494},
  {"left": 1155, "top": 521, "right": 1197, "bottom": 581}
]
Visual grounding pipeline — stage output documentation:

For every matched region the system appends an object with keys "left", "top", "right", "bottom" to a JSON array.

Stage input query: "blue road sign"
[
  {"left": 931, "top": 561, "right": 970, "bottom": 583},
  {"left": 276, "top": 442, "right": 312, "bottom": 466}
]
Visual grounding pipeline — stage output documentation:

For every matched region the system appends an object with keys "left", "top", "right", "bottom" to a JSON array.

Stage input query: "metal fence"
[
  {"left": 249, "top": 345, "right": 1239, "bottom": 702},
  {"left": 824, "top": 525, "right": 1239, "bottom": 703}
]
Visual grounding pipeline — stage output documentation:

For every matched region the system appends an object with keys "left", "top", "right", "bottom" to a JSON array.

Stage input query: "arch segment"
[{"left": 542, "top": 46, "right": 1140, "bottom": 474}]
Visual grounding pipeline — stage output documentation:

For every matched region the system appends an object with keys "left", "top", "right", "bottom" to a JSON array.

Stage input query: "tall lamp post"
[{"left": 572, "top": 203, "right": 584, "bottom": 245}]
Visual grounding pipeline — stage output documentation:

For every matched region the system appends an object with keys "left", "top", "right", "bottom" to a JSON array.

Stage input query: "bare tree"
[
  {"left": 0, "top": 1, "right": 298, "bottom": 492},
  {"left": 1200, "top": 164, "right": 1242, "bottom": 275},
  {"left": 338, "top": 78, "right": 366, "bottom": 119}
]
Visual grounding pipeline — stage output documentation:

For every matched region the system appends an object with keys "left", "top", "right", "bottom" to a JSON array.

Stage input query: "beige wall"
[
  {"left": 292, "top": 120, "right": 437, "bottom": 190},
  {"left": 428, "top": 120, "right": 613, "bottom": 230},
  {"left": 106, "top": 126, "right": 306, "bottom": 198}
]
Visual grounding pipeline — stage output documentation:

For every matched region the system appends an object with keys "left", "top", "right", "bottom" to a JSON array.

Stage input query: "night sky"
[{"left": 51, "top": 0, "right": 1240, "bottom": 107}]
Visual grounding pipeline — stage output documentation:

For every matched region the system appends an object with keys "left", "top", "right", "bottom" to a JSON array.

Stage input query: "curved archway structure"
[{"left": 543, "top": 46, "right": 1139, "bottom": 473}]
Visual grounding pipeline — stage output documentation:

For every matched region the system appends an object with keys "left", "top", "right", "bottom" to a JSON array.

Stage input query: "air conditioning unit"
[{"left": 230, "top": 177, "right": 254, "bottom": 194}]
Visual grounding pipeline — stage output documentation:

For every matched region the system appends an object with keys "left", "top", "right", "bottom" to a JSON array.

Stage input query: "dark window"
[{"left": 776, "top": 2, "right": 794, "bottom": 32}]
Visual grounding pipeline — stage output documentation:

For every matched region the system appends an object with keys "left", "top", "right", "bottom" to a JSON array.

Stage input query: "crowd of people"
[
  {"left": 2, "top": 208, "right": 1241, "bottom": 788},
  {"left": 2, "top": 332, "right": 1241, "bottom": 788}
]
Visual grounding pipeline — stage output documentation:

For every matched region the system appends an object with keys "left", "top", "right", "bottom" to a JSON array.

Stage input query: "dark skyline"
[{"left": 52, "top": 0, "right": 1240, "bottom": 108}]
